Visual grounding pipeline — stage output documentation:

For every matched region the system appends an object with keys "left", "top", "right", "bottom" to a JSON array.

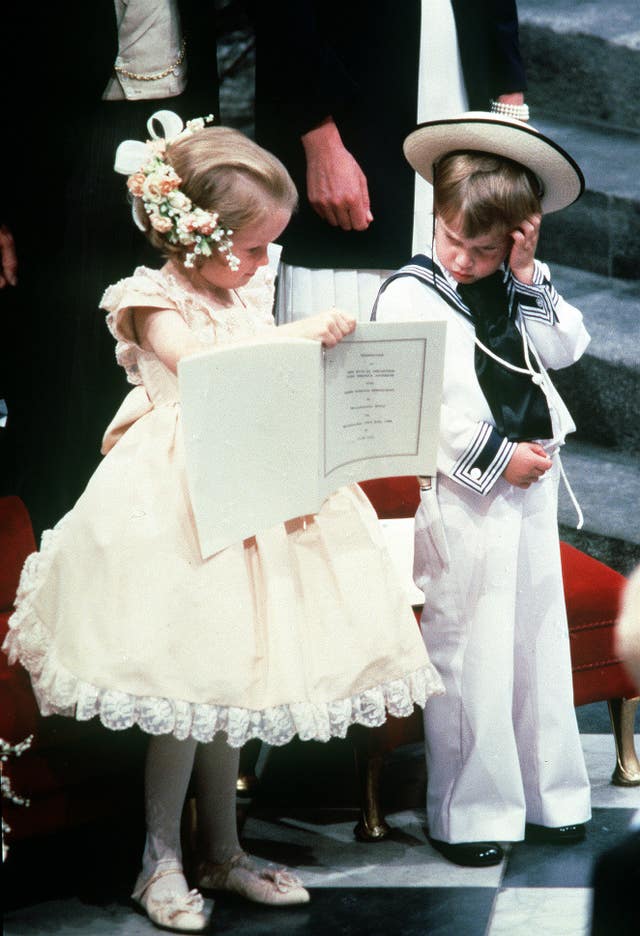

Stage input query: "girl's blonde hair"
[
  {"left": 433, "top": 151, "right": 542, "bottom": 237},
  {"left": 140, "top": 126, "right": 298, "bottom": 259}
]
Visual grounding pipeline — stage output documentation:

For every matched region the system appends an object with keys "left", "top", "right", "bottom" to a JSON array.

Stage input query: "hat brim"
[{"left": 403, "top": 112, "right": 584, "bottom": 214}]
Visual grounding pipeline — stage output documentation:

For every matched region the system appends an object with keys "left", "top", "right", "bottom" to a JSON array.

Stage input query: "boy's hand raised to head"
[
  {"left": 508, "top": 213, "right": 541, "bottom": 285},
  {"left": 503, "top": 441, "right": 553, "bottom": 488}
]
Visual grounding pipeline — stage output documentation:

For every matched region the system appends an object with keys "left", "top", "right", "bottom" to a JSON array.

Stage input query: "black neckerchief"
[{"left": 457, "top": 271, "right": 552, "bottom": 441}]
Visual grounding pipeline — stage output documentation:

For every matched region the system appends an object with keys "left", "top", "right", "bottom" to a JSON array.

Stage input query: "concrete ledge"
[
  {"left": 218, "top": 28, "right": 255, "bottom": 135},
  {"left": 519, "top": 1, "right": 640, "bottom": 131},
  {"left": 519, "top": 0, "right": 640, "bottom": 49},
  {"left": 559, "top": 439, "right": 640, "bottom": 575},
  {"left": 554, "top": 355, "right": 640, "bottom": 455},
  {"left": 532, "top": 117, "right": 640, "bottom": 279},
  {"left": 559, "top": 440, "right": 640, "bottom": 549},
  {"left": 559, "top": 524, "right": 640, "bottom": 577},
  {"left": 543, "top": 263, "right": 640, "bottom": 452},
  {"left": 547, "top": 264, "right": 640, "bottom": 371}
]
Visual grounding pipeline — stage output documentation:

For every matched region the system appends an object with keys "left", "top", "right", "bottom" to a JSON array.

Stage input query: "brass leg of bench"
[
  {"left": 352, "top": 729, "right": 391, "bottom": 842},
  {"left": 608, "top": 697, "right": 640, "bottom": 786},
  {"left": 237, "top": 738, "right": 263, "bottom": 796}
]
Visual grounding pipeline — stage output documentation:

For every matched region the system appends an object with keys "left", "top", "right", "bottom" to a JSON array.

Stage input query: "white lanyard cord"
[
  {"left": 472, "top": 330, "right": 540, "bottom": 381},
  {"left": 473, "top": 322, "right": 584, "bottom": 529},
  {"left": 557, "top": 452, "right": 584, "bottom": 530}
]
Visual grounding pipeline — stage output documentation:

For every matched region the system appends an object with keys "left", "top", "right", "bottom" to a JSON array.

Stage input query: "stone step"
[
  {"left": 217, "top": 25, "right": 255, "bottom": 136},
  {"left": 518, "top": 0, "right": 640, "bottom": 132},
  {"left": 559, "top": 439, "right": 640, "bottom": 575},
  {"left": 511, "top": 2, "right": 640, "bottom": 277},
  {"left": 532, "top": 115, "right": 640, "bottom": 280},
  {"left": 545, "top": 263, "right": 640, "bottom": 454}
]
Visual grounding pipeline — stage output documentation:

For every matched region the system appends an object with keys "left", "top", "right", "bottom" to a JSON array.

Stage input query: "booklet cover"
[{"left": 178, "top": 319, "right": 446, "bottom": 558}]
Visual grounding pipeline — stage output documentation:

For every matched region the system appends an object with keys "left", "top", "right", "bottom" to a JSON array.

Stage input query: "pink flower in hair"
[
  {"left": 192, "top": 209, "right": 216, "bottom": 234},
  {"left": 127, "top": 172, "right": 146, "bottom": 197},
  {"left": 177, "top": 213, "right": 198, "bottom": 234},
  {"left": 150, "top": 214, "right": 173, "bottom": 233},
  {"left": 159, "top": 175, "right": 182, "bottom": 195},
  {"left": 167, "top": 191, "right": 191, "bottom": 212},
  {"left": 142, "top": 175, "right": 165, "bottom": 203}
]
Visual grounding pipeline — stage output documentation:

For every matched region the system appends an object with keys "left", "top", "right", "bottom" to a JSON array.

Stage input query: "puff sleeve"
[{"left": 100, "top": 267, "right": 177, "bottom": 385}]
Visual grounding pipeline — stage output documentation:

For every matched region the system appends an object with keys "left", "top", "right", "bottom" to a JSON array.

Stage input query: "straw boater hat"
[{"left": 403, "top": 112, "right": 584, "bottom": 214}]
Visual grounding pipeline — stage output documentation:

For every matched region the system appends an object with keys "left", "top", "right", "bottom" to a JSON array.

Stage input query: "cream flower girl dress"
[{"left": 4, "top": 260, "right": 443, "bottom": 746}]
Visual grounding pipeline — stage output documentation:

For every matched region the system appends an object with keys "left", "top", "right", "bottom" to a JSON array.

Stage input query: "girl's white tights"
[
  {"left": 140, "top": 732, "right": 241, "bottom": 898},
  {"left": 194, "top": 734, "right": 242, "bottom": 865}
]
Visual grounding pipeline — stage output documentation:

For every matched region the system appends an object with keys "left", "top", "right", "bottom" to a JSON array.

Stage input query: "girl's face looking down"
[
  {"left": 198, "top": 203, "right": 292, "bottom": 290},
  {"left": 434, "top": 214, "right": 511, "bottom": 285}
]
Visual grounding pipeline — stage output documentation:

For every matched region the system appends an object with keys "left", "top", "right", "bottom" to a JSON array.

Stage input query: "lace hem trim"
[{"left": 3, "top": 526, "right": 443, "bottom": 748}]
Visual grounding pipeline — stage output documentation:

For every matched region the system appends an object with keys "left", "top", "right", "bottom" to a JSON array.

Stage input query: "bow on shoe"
[
  {"left": 263, "top": 866, "right": 306, "bottom": 894},
  {"left": 156, "top": 890, "right": 204, "bottom": 920},
  {"left": 135, "top": 881, "right": 208, "bottom": 933}
]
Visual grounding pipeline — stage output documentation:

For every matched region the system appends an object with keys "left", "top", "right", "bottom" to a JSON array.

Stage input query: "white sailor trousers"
[{"left": 416, "top": 459, "right": 592, "bottom": 843}]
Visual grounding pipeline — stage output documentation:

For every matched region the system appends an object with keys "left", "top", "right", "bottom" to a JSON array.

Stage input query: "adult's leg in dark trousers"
[
  {"left": 51, "top": 96, "right": 220, "bottom": 530},
  {"left": 49, "top": 103, "right": 159, "bottom": 529},
  {"left": 0, "top": 245, "right": 73, "bottom": 534},
  {"left": 591, "top": 828, "right": 640, "bottom": 935}
]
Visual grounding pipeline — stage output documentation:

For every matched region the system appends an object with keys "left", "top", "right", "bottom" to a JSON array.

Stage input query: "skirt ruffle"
[{"left": 3, "top": 518, "right": 444, "bottom": 746}]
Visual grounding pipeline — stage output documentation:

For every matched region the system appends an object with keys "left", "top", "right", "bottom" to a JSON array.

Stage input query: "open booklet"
[{"left": 178, "top": 319, "right": 446, "bottom": 559}]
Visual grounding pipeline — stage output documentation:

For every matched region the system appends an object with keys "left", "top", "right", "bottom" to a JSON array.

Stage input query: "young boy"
[{"left": 374, "top": 113, "right": 592, "bottom": 867}]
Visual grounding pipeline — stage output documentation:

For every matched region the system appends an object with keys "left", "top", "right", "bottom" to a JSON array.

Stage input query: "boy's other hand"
[
  {"left": 503, "top": 441, "right": 552, "bottom": 488},
  {"left": 509, "top": 213, "right": 541, "bottom": 284}
]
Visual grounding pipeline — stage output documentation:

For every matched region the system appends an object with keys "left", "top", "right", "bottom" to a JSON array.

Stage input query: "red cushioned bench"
[{"left": 0, "top": 496, "right": 145, "bottom": 846}]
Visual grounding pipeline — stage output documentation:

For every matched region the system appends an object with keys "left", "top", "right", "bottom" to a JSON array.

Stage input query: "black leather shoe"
[
  {"left": 429, "top": 837, "right": 504, "bottom": 867},
  {"left": 525, "top": 823, "right": 587, "bottom": 844}
]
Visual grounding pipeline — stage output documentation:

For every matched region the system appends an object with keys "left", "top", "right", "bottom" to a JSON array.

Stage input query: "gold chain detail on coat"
[{"left": 115, "top": 39, "right": 186, "bottom": 81}]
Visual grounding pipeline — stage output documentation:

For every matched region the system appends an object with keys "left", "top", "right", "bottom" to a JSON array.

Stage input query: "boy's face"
[{"left": 434, "top": 214, "right": 511, "bottom": 285}]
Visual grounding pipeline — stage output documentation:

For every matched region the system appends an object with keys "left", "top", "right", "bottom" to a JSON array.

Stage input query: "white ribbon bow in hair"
[
  {"left": 114, "top": 111, "right": 188, "bottom": 232},
  {"left": 112, "top": 110, "right": 236, "bottom": 269},
  {"left": 113, "top": 110, "right": 214, "bottom": 234},
  {"left": 114, "top": 110, "right": 186, "bottom": 176}
]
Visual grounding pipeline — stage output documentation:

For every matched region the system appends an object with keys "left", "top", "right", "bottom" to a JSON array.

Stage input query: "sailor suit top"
[{"left": 373, "top": 252, "right": 590, "bottom": 495}]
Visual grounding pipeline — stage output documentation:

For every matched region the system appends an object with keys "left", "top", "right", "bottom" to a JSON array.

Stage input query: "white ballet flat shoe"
[
  {"left": 132, "top": 867, "right": 209, "bottom": 933},
  {"left": 197, "top": 852, "right": 310, "bottom": 906}
]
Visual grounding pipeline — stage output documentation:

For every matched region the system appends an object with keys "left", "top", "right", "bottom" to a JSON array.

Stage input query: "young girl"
[
  {"left": 3, "top": 113, "right": 443, "bottom": 932},
  {"left": 374, "top": 112, "right": 592, "bottom": 867}
]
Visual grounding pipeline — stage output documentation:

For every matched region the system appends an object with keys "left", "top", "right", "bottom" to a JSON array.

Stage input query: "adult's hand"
[
  {"left": 301, "top": 118, "right": 373, "bottom": 231},
  {"left": 0, "top": 225, "right": 17, "bottom": 288},
  {"left": 497, "top": 92, "right": 525, "bottom": 107}
]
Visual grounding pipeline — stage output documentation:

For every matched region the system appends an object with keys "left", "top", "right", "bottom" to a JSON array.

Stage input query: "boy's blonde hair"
[
  {"left": 141, "top": 126, "right": 298, "bottom": 259},
  {"left": 433, "top": 151, "right": 542, "bottom": 237}
]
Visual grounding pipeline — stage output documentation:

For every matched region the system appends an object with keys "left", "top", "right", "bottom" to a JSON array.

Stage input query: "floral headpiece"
[{"left": 114, "top": 110, "right": 239, "bottom": 270}]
